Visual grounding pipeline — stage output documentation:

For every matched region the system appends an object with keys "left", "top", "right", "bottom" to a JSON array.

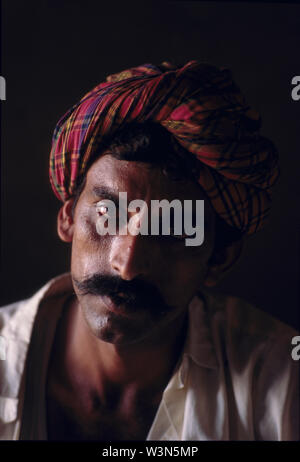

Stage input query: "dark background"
[{"left": 1, "top": 1, "right": 299, "bottom": 329}]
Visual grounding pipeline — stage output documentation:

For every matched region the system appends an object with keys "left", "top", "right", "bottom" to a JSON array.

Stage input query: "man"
[{"left": 0, "top": 61, "right": 298, "bottom": 440}]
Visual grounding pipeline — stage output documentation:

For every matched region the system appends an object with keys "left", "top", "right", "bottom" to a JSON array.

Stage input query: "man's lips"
[{"left": 100, "top": 294, "right": 143, "bottom": 317}]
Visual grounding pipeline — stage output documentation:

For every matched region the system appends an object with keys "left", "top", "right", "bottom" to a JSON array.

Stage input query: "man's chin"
[{"left": 80, "top": 297, "right": 157, "bottom": 346}]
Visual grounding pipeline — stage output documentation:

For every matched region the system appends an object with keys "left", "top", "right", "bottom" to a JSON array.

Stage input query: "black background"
[{"left": 1, "top": 1, "right": 299, "bottom": 329}]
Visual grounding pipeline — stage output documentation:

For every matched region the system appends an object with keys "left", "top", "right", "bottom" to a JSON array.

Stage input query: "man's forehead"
[{"left": 86, "top": 153, "right": 209, "bottom": 203}]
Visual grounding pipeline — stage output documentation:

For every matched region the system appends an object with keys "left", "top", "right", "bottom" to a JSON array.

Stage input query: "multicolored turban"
[{"left": 49, "top": 60, "right": 279, "bottom": 234}]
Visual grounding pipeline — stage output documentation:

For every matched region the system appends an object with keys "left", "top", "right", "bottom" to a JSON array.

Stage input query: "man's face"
[{"left": 67, "top": 154, "right": 216, "bottom": 346}]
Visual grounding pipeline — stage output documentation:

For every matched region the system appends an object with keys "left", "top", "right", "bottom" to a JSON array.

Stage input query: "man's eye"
[
  {"left": 97, "top": 205, "right": 109, "bottom": 216},
  {"left": 96, "top": 200, "right": 113, "bottom": 217}
]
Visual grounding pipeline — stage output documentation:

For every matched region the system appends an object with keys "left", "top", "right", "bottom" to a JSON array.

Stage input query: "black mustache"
[{"left": 73, "top": 274, "right": 171, "bottom": 314}]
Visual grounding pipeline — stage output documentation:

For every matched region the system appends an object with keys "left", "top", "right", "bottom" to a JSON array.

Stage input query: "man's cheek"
[
  {"left": 74, "top": 213, "right": 99, "bottom": 241},
  {"left": 71, "top": 236, "right": 110, "bottom": 278}
]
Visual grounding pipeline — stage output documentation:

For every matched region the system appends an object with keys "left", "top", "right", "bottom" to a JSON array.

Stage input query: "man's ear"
[
  {"left": 204, "top": 238, "right": 244, "bottom": 287},
  {"left": 57, "top": 199, "right": 75, "bottom": 243}
]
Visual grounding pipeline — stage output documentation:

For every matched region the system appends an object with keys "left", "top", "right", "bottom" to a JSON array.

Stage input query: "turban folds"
[{"left": 49, "top": 61, "right": 279, "bottom": 234}]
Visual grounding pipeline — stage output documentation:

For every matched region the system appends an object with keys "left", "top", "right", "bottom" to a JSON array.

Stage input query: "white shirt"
[{"left": 0, "top": 273, "right": 299, "bottom": 440}]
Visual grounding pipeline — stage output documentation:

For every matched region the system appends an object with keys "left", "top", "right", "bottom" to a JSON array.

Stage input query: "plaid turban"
[{"left": 49, "top": 60, "right": 279, "bottom": 234}]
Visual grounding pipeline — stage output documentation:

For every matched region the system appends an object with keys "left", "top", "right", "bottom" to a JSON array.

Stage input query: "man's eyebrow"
[{"left": 92, "top": 186, "right": 120, "bottom": 203}]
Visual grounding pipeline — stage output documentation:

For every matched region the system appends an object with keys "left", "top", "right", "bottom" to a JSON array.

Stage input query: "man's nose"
[{"left": 109, "top": 232, "right": 154, "bottom": 281}]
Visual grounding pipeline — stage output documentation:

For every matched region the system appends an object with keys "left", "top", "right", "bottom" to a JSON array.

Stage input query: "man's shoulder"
[
  {"left": 189, "top": 289, "right": 299, "bottom": 441},
  {"left": 0, "top": 299, "right": 30, "bottom": 327},
  {"left": 193, "top": 290, "right": 298, "bottom": 368},
  {"left": 0, "top": 273, "right": 73, "bottom": 354},
  {"left": 185, "top": 288, "right": 298, "bottom": 376},
  {"left": 200, "top": 288, "right": 298, "bottom": 340}
]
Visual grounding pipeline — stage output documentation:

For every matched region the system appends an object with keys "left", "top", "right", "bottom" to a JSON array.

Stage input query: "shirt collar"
[
  {"left": 150, "top": 289, "right": 219, "bottom": 440},
  {"left": 186, "top": 290, "right": 219, "bottom": 368},
  {"left": 174, "top": 290, "right": 219, "bottom": 389},
  {"left": 0, "top": 273, "right": 73, "bottom": 400}
]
